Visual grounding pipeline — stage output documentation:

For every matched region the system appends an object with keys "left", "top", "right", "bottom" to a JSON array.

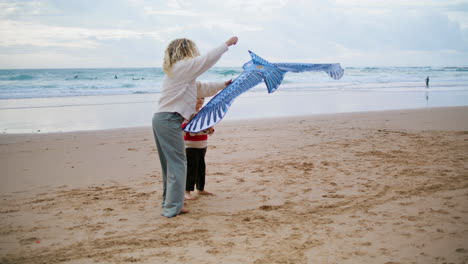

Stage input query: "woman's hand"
[
  {"left": 225, "top": 36, "right": 238, "bottom": 46},
  {"left": 224, "top": 79, "right": 233, "bottom": 87}
]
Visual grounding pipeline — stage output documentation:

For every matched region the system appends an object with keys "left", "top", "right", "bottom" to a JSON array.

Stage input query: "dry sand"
[{"left": 1, "top": 106, "right": 468, "bottom": 264}]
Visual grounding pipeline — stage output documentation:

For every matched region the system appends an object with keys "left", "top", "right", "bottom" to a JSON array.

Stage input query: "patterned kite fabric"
[{"left": 183, "top": 51, "right": 344, "bottom": 133}]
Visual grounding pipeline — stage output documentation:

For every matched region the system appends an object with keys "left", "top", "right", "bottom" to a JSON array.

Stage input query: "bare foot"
[
  {"left": 197, "top": 190, "right": 215, "bottom": 196},
  {"left": 179, "top": 208, "right": 189, "bottom": 215},
  {"left": 185, "top": 191, "right": 196, "bottom": 200}
]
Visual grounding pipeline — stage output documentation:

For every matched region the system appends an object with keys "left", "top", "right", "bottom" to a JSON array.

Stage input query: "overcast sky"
[{"left": 1, "top": 0, "right": 468, "bottom": 69}]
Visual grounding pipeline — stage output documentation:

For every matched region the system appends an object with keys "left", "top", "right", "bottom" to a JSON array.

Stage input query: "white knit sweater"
[{"left": 157, "top": 43, "right": 229, "bottom": 119}]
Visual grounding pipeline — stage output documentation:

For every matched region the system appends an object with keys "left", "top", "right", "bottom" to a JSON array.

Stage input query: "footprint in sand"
[
  {"left": 322, "top": 194, "right": 345, "bottom": 198},
  {"left": 19, "top": 237, "right": 40, "bottom": 245}
]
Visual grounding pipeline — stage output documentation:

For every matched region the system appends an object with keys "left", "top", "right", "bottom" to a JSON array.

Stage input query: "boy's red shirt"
[{"left": 181, "top": 122, "right": 213, "bottom": 141}]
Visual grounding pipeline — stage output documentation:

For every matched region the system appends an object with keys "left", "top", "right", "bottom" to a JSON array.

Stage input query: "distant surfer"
[
  {"left": 114, "top": 75, "right": 118, "bottom": 79},
  {"left": 425, "top": 76, "right": 429, "bottom": 87}
]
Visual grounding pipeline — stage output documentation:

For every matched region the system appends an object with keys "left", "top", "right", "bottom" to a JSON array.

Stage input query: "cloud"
[
  {"left": 0, "top": 0, "right": 467, "bottom": 68},
  {"left": 0, "top": 20, "right": 165, "bottom": 49}
]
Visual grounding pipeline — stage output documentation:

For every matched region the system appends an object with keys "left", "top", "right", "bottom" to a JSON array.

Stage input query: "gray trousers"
[{"left": 152, "top": 112, "right": 186, "bottom": 217}]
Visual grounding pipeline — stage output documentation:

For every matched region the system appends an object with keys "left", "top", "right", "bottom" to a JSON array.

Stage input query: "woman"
[{"left": 152, "top": 36, "right": 238, "bottom": 217}]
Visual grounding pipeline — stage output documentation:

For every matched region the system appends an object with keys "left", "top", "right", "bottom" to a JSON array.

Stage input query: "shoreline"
[
  {"left": 1, "top": 89, "right": 468, "bottom": 134},
  {"left": 0, "top": 105, "right": 466, "bottom": 136},
  {"left": 1, "top": 106, "right": 468, "bottom": 263}
]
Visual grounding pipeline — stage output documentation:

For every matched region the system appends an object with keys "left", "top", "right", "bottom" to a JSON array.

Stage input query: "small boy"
[{"left": 182, "top": 98, "right": 215, "bottom": 200}]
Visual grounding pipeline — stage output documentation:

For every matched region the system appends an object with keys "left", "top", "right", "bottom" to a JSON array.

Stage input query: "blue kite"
[{"left": 183, "top": 51, "right": 344, "bottom": 133}]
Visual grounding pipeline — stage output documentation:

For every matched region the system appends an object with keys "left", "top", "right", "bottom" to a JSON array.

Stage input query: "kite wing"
[
  {"left": 274, "top": 63, "right": 344, "bottom": 80},
  {"left": 183, "top": 51, "right": 345, "bottom": 133},
  {"left": 183, "top": 69, "right": 263, "bottom": 133}
]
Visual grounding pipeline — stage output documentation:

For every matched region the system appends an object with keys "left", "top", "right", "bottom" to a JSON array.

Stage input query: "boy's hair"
[{"left": 163, "top": 38, "right": 200, "bottom": 77}]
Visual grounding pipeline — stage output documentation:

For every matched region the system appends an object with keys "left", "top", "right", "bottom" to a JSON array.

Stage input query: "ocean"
[
  {"left": 1, "top": 67, "right": 468, "bottom": 99},
  {"left": 1, "top": 67, "right": 468, "bottom": 133}
]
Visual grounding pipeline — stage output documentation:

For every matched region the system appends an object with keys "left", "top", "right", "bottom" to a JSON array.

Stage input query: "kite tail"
[
  {"left": 248, "top": 50, "right": 273, "bottom": 67},
  {"left": 263, "top": 68, "right": 285, "bottom": 93},
  {"left": 248, "top": 50, "right": 286, "bottom": 93}
]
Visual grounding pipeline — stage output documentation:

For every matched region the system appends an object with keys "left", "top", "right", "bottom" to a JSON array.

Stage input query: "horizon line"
[{"left": 1, "top": 65, "right": 468, "bottom": 70}]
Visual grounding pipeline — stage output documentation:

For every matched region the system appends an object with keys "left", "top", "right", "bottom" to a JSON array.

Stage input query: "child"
[
  {"left": 152, "top": 36, "right": 238, "bottom": 217},
  {"left": 182, "top": 98, "right": 216, "bottom": 200}
]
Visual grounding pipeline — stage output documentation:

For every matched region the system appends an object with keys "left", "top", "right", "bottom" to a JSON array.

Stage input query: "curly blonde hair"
[{"left": 162, "top": 38, "right": 200, "bottom": 77}]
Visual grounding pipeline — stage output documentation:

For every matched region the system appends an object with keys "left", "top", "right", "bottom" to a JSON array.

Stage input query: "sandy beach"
[{"left": 1, "top": 106, "right": 468, "bottom": 263}]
